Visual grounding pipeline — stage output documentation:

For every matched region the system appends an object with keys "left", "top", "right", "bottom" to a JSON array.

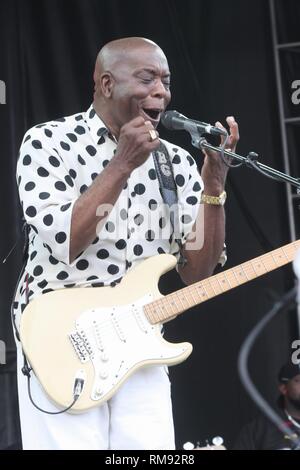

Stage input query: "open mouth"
[{"left": 142, "top": 108, "right": 162, "bottom": 121}]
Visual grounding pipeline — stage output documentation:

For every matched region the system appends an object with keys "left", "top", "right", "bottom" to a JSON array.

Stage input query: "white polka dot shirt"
[{"left": 14, "top": 105, "right": 203, "bottom": 326}]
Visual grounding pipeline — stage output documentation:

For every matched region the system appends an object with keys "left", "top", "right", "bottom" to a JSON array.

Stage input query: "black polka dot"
[
  {"left": 78, "top": 155, "right": 86, "bottom": 165},
  {"left": 187, "top": 155, "right": 194, "bottom": 166},
  {"left": 43, "top": 214, "right": 53, "bottom": 226},
  {"left": 32, "top": 140, "right": 42, "bottom": 149},
  {"left": 80, "top": 184, "right": 88, "bottom": 194},
  {"left": 134, "top": 183, "right": 146, "bottom": 195},
  {"left": 55, "top": 232, "right": 67, "bottom": 244},
  {"left": 103, "top": 160, "right": 109, "bottom": 168},
  {"left": 172, "top": 154, "right": 181, "bottom": 164},
  {"left": 91, "top": 282, "right": 104, "bottom": 288},
  {"left": 42, "top": 288, "right": 54, "bottom": 294},
  {"left": 69, "top": 169, "right": 77, "bottom": 179},
  {"left": 76, "top": 259, "right": 89, "bottom": 270},
  {"left": 149, "top": 199, "right": 158, "bottom": 210},
  {"left": 75, "top": 115, "right": 83, "bottom": 121},
  {"left": 55, "top": 181, "right": 67, "bottom": 191},
  {"left": 193, "top": 182, "right": 201, "bottom": 192},
  {"left": 49, "top": 255, "right": 59, "bottom": 265},
  {"left": 146, "top": 230, "right": 155, "bottom": 241},
  {"left": 39, "top": 192, "right": 50, "bottom": 200},
  {"left": 24, "top": 135, "right": 31, "bottom": 143},
  {"left": 49, "top": 156, "right": 60, "bottom": 167},
  {"left": 133, "top": 244, "right": 143, "bottom": 256},
  {"left": 33, "top": 265, "right": 43, "bottom": 276},
  {"left": 65, "top": 175, "right": 74, "bottom": 187},
  {"left": 26, "top": 206, "right": 37, "bottom": 218},
  {"left": 91, "top": 172, "right": 98, "bottom": 181},
  {"left": 148, "top": 169, "right": 157, "bottom": 180},
  {"left": 18, "top": 176, "right": 22, "bottom": 185},
  {"left": 64, "top": 283, "right": 75, "bottom": 288},
  {"left": 43, "top": 243, "right": 52, "bottom": 254},
  {"left": 30, "top": 251, "right": 37, "bottom": 261},
  {"left": 120, "top": 209, "right": 128, "bottom": 220},
  {"left": 175, "top": 175, "right": 185, "bottom": 187},
  {"left": 89, "top": 108, "right": 96, "bottom": 119},
  {"left": 98, "top": 135, "right": 105, "bottom": 145},
  {"left": 134, "top": 214, "right": 144, "bottom": 226},
  {"left": 97, "top": 249, "right": 109, "bottom": 259},
  {"left": 86, "top": 145, "right": 97, "bottom": 156},
  {"left": 37, "top": 167, "right": 49, "bottom": 177},
  {"left": 44, "top": 129, "right": 52, "bottom": 138},
  {"left": 67, "top": 133, "right": 78, "bottom": 142},
  {"left": 181, "top": 214, "right": 192, "bottom": 224},
  {"left": 38, "top": 280, "right": 48, "bottom": 289},
  {"left": 60, "top": 141, "right": 70, "bottom": 151},
  {"left": 23, "top": 155, "right": 32, "bottom": 166},
  {"left": 186, "top": 196, "right": 198, "bottom": 205},
  {"left": 157, "top": 247, "right": 166, "bottom": 254},
  {"left": 86, "top": 276, "right": 98, "bottom": 281},
  {"left": 159, "top": 217, "right": 166, "bottom": 229},
  {"left": 74, "top": 125, "right": 86, "bottom": 135},
  {"left": 30, "top": 224, "right": 38, "bottom": 234},
  {"left": 128, "top": 198, "right": 132, "bottom": 209},
  {"left": 92, "top": 236, "right": 99, "bottom": 245},
  {"left": 61, "top": 202, "right": 71, "bottom": 212},
  {"left": 107, "top": 264, "right": 119, "bottom": 275},
  {"left": 57, "top": 271, "right": 69, "bottom": 280},
  {"left": 115, "top": 239, "right": 127, "bottom": 250},
  {"left": 126, "top": 260, "right": 132, "bottom": 270},
  {"left": 25, "top": 182, "right": 35, "bottom": 191},
  {"left": 55, "top": 117, "right": 66, "bottom": 122},
  {"left": 105, "top": 221, "right": 115, "bottom": 233}
]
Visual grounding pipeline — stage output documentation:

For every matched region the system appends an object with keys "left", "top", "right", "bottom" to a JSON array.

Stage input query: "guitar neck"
[{"left": 144, "top": 240, "right": 300, "bottom": 325}]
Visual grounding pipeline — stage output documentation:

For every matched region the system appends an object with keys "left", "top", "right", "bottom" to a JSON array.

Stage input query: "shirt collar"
[{"left": 85, "top": 104, "right": 116, "bottom": 146}]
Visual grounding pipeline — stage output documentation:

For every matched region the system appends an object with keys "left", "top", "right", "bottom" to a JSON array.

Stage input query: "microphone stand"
[{"left": 190, "top": 133, "right": 300, "bottom": 190}]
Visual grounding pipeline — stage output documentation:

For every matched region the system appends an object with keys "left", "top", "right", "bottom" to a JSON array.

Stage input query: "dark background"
[{"left": 0, "top": 0, "right": 299, "bottom": 450}]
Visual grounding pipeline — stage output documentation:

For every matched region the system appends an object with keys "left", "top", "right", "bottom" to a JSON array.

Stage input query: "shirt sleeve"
[{"left": 16, "top": 127, "right": 77, "bottom": 265}]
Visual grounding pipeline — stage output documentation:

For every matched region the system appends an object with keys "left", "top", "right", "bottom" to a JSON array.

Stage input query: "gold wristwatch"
[{"left": 200, "top": 190, "right": 227, "bottom": 206}]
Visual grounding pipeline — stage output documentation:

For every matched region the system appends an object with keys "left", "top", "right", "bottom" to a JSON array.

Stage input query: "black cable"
[
  {"left": 238, "top": 286, "right": 300, "bottom": 449},
  {"left": 22, "top": 356, "right": 83, "bottom": 415}
]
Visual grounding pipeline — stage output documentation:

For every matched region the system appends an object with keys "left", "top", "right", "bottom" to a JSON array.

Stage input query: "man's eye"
[{"left": 141, "top": 78, "right": 153, "bottom": 83}]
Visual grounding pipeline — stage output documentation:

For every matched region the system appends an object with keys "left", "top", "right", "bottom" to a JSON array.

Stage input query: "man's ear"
[
  {"left": 100, "top": 72, "right": 114, "bottom": 98},
  {"left": 279, "top": 383, "right": 287, "bottom": 396}
]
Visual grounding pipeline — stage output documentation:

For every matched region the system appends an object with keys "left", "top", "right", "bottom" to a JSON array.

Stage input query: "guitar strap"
[{"left": 153, "top": 141, "right": 187, "bottom": 267}]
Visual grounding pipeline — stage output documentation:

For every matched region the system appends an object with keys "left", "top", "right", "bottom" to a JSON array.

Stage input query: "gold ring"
[{"left": 148, "top": 129, "right": 157, "bottom": 142}]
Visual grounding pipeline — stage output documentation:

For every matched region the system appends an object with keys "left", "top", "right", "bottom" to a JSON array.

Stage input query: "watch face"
[{"left": 220, "top": 192, "right": 226, "bottom": 205}]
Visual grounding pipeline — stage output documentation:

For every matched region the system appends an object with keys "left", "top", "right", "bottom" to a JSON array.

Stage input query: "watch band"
[{"left": 200, "top": 190, "right": 227, "bottom": 206}]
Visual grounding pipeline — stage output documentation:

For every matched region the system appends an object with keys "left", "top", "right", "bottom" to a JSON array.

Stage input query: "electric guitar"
[{"left": 20, "top": 240, "right": 300, "bottom": 413}]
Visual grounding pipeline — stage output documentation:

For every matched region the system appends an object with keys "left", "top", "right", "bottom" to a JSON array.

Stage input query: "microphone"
[{"left": 161, "top": 110, "right": 227, "bottom": 137}]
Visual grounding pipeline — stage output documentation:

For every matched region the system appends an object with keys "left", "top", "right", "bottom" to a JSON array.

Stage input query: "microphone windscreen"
[{"left": 160, "top": 111, "right": 174, "bottom": 130}]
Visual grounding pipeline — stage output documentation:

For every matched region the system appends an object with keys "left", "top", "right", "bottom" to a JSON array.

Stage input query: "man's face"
[
  {"left": 107, "top": 46, "right": 171, "bottom": 130},
  {"left": 281, "top": 374, "right": 300, "bottom": 410}
]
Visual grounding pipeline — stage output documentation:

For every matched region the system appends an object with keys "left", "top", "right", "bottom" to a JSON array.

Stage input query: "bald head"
[
  {"left": 93, "top": 37, "right": 166, "bottom": 85},
  {"left": 92, "top": 37, "right": 171, "bottom": 137}
]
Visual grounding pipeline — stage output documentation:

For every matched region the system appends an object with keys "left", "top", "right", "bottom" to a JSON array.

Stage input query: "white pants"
[{"left": 16, "top": 344, "right": 175, "bottom": 450}]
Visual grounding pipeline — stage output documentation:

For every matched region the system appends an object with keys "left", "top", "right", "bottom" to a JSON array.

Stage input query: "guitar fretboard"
[{"left": 144, "top": 240, "right": 300, "bottom": 325}]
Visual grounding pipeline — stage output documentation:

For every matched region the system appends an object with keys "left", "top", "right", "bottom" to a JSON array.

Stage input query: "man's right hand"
[{"left": 113, "top": 117, "right": 160, "bottom": 173}]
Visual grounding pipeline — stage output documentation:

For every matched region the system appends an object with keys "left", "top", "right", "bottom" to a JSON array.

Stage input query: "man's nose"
[{"left": 152, "top": 79, "right": 169, "bottom": 98}]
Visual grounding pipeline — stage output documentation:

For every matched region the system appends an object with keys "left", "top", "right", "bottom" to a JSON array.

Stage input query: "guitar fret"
[{"left": 144, "top": 239, "right": 300, "bottom": 325}]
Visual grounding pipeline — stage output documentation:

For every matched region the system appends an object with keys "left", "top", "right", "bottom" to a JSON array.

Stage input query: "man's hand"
[
  {"left": 113, "top": 117, "right": 160, "bottom": 174},
  {"left": 201, "top": 116, "right": 239, "bottom": 194}
]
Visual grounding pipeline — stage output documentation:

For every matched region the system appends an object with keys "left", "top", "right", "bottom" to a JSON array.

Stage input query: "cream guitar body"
[
  {"left": 20, "top": 240, "right": 300, "bottom": 413},
  {"left": 20, "top": 255, "right": 191, "bottom": 413}
]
